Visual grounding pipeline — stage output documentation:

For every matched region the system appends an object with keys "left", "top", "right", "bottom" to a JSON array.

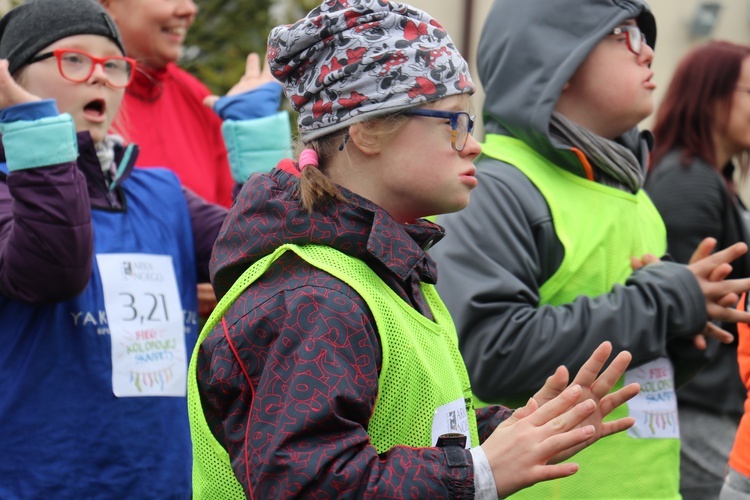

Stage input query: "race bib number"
[
  {"left": 625, "top": 357, "right": 679, "bottom": 439},
  {"left": 97, "top": 254, "right": 187, "bottom": 397},
  {"left": 432, "top": 397, "right": 472, "bottom": 448}
]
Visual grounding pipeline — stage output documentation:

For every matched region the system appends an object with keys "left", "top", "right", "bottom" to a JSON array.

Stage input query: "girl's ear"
[
  {"left": 348, "top": 123, "right": 382, "bottom": 156},
  {"left": 98, "top": 0, "right": 114, "bottom": 14}
]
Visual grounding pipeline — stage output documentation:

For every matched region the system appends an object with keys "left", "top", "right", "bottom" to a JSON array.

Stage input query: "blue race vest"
[{"left": 0, "top": 167, "right": 198, "bottom": 499}]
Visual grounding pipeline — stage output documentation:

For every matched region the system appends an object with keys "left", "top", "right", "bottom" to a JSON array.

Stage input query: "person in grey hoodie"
[{"left": 431, "top": 0, "right": 750, "bottom": 498}]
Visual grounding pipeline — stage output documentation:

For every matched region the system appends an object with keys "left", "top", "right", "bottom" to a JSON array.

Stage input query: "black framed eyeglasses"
[
  {"left": 27, "top": 49, "right": 136, "bottom": 89},
  {"left": 612, "top": 25, "right": 647, "bottom": 56},
  {"left": 401, "top": 108, "right": 475, "bottom": 152}
]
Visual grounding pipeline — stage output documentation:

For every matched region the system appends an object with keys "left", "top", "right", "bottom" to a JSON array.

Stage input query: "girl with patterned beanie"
[{"left": 187, "top": 1, "right": 641, "bottom": 498}]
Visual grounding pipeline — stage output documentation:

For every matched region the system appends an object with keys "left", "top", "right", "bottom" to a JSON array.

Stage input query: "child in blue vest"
[
  {"left": 431, "top": 0, "right": 750, "bottom": 498},
  {"left": 189, "top": 1, "right": 645, "bottom": 498},
  {"left": 0, "top": 0, "right": 284, "bottom": 497}
]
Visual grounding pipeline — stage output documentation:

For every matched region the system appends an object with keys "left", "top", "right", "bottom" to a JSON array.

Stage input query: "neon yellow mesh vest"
[
  {"left": 187, "top": 244, "right": 480, "bottom": 498},
  {"left": 482, "top": 134, "right": 679, "bottom": 500}
]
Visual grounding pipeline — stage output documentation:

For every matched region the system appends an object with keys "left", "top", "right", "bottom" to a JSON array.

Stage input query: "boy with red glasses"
[
  {"left": 0, "top": 0, "right": 290, "bottom": 496},
  {"left": 432, "top": 0, "right": 750, "bottom": 498}
]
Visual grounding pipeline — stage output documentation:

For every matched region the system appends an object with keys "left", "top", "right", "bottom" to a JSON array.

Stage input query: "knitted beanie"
[
  {"left": 268, "top": 0, "right": 474, "bottom": 142},
  {"left": 0, "top": 0, "right": 126, "bottom": 75}
]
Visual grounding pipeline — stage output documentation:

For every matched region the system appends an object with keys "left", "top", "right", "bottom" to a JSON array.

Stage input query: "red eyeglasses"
[
  {"left": 27, "top": 49, "right": 136, "bottom": 89},
  {"left": 612, "top": 25, "right": 648, "bottom": 56}
]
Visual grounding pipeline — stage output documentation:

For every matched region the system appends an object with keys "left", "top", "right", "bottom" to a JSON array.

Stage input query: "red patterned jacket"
[{"left": 197, "top": 166, "right": 511, "bottom": 498}]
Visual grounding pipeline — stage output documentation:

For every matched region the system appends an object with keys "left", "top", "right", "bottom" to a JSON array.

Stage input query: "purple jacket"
[
  {"left": 197, "top": 165, "right": 511, "bottom": 499},
  {"left": 0, "top": 131, "right": 227, "bottom": 303}
]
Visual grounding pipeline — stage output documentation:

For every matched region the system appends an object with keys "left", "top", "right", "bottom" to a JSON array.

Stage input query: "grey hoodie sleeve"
[{"left": 431, "top": 160, "right": 708, "bottom": 402}]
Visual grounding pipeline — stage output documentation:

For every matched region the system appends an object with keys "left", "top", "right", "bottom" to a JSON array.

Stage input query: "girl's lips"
[
  {"left": 462, "top": 166, "right": 477, "bottom": 177},
  {"left": 164, "top": 26, "right": 188, "bottom": 36},
  {"left": 83, "top": 112, "right": 106, "bottom": 123},
  {"left": 460, "top": 167, "right": 478, "bottom": 188},
  {"left": 643, "top": 73, "right": 656, "bottom": 90},
  {"left": 83, "top": 99, "right": 106, "bottom": 122},
  {"left": 163, "top": 26, "right": 188, "bottom": 42},
  {"left": 461, "top": 175, "right": 479, "bottom": 189}
]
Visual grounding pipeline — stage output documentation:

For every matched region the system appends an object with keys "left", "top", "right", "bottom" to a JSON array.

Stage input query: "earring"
[{"left": 338, "top": 132, "right": 350, "bottom": 151}]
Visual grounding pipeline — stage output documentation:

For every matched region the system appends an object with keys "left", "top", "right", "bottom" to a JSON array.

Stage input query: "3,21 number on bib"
[{"left": 97, "top": 254, "right": 187, "bottom": 397}]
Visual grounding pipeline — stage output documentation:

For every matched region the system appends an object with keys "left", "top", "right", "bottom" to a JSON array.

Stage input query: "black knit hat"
[{"left": 0, "top": 0, "right": 126, "bottom": 75}]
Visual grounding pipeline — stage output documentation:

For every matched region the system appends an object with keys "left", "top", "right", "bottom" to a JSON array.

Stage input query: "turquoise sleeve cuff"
[
  {"left": 222, "top": 111, "right": 293, "bottom": 184},
  {"left": 0, "top": 113, "right": 78, "bottom": 172}
]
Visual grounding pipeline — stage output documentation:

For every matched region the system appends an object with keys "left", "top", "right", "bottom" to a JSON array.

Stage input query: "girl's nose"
[{"left": 460, "top": 133, "right": 482, "bottom": 160}]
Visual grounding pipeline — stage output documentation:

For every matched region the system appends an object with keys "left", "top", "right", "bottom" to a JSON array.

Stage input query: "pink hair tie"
[{"left": 299, "top": 148, "right": 319, "bottom": 168}]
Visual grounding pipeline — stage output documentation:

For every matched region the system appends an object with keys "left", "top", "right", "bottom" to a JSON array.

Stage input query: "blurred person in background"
[
  {"left": 99, "top": 0, "right": 291, "bottom": 317},
  {"left": 646, "top": 40, "right": 750, "bottom": 500}
]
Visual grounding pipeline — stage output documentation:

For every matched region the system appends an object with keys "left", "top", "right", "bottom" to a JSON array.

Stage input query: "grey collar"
[{"left": 549, "top": 112, "right": 644, "bottom": 193}]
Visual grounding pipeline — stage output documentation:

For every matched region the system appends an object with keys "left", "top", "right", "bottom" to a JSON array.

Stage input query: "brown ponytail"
[{"left": 297, "top": 133, "right": 348, "bottom": 213}]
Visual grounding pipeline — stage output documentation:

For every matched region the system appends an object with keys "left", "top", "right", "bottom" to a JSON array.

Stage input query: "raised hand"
[
  {"left": 203, "top": 52, "right": 281, "bottom": 109},
  {"left": 0, "top": 59, "right": 41, "bottom": 109},
  {"left": 688, "top": 238, "right": 750, "bottom": 344}
]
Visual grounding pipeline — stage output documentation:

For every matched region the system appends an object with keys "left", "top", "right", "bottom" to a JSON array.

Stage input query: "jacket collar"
[
  {"left": 364, "top": 199, "right": 443, "bottom": 284},
  {"left": 80, "top": 131, "right": 138, "bottom": 201},
  {"left": 126, "top": 63, "right": 175, "bottom": 102},
  {"left": 211, "top": 168, "right": 444, "bottom": 298}
]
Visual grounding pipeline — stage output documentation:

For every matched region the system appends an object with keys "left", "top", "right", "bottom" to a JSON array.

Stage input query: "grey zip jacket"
[{"left": 432, "top": 0, "right": 710, "bottom": 403}]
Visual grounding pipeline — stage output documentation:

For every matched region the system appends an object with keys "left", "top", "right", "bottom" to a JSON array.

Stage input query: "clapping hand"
[
  {"left": 518, "top": 341, "right": 639, "bottom": 462},
  {"left": 630, "top": 237, "right": 750, "bottom": 349},
  {"left": 481, "top": 342, "right": 639, "bottom": 497},
  {"left": 687, "top": 237, "right": 750, "bottom": 347}
]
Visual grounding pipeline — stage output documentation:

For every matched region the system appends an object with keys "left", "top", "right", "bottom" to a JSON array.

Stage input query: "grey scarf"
[
  {"left": 549, "top": 112, "right": 644, "bottom": 193},
  {"left": 94, "top": 134, "right": 126, "bottom": 178}
]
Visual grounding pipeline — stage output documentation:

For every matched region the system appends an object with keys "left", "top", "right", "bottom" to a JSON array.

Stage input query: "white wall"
[
  {"left": 0, "top": 0, "right": 12, "bottom": 15},
  {"left": 646, "top": 0, "right": 750, "bottom": 127}
]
